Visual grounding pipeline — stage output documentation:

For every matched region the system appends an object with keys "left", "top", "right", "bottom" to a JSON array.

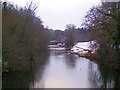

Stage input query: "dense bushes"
[{"left": 2, "top": 2, "right": 49, "bottom": 72}]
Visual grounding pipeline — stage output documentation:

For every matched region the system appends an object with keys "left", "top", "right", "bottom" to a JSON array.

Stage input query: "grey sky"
[{"left": 6, "top": 0, "right": 101, "bottom": 30}]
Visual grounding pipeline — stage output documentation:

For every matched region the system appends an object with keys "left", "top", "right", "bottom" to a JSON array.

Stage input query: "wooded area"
[
  {"left": 83, "top": 2, "right": 120, "bottom": 71},
  {"left": 2, "top": 1, "right": 120, "bottom": 89},
  {"left": 2, "top": 2, "right": 49, "bottom": 72}
]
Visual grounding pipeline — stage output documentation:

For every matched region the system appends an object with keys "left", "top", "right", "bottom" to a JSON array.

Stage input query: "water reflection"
[
  {"left": 31, "top": 50, "right": 91, "bottom": 88},
  {"left": 2, "top": 51, "right": 50, "bottom": 88},
  {"left": 31, "top": 50, "right": 120, "bottom": 88},
  {"left": 88, "top": 61, "right": 103, "bottom": 88},
  {"left": 64, "top": 54, "right": 77, "bottom": 69},
  {"left": 3, "top": 50, "right": 120, "bottom": 88},
  {"left": 88, "top": 61, "right": 120, "bottom": 88},
  {"left": 30, "top": 51, "right": 50, "bottom": 88}
]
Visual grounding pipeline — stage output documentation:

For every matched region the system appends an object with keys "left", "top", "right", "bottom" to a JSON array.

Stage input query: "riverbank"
[
  {"left": 69, "top": 50, "right": 120, "bottom": 72},
  {"left": 47, "top": 42, "right": 120, "bottom": 72},
  {"left": 3, "top": 49, "right": 120, "bottom": 88}
]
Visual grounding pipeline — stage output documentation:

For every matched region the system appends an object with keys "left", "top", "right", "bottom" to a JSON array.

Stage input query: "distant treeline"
[
  {"left": 48, "top": 25, "right": 90, "bottom": 44},
  {"left": 2, "top": 2, "right": 50, "bottom": 72}
]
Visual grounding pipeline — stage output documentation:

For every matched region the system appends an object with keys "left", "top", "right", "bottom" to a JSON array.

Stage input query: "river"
[
  {"left": 31, "top": 50, "right": 92, "bottom": 88},
  {"left": 3, "top": 49, "right": 120, "bottom": 88}
]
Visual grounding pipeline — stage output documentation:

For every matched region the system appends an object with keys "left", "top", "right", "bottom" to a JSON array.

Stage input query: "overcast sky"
[{"left": 6, "top": 0, "right": 101, "bottom": 30}]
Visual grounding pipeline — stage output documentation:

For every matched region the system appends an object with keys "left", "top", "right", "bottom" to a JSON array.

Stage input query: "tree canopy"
[{"left": 83, "top": 2, "right": 120, "bottom": 70}]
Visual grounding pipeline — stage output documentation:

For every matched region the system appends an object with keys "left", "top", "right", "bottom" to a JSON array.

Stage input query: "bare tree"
[
  {"left": 2, "top": 2, "right": 49, "bottom": 72},
  {"left": 65, "top": 24, "right": 77, "bottom": 50}
]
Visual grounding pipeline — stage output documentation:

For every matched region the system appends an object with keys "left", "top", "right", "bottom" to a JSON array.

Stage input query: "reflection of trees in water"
[
  {"left": 98, "top": 64, "right": 115, "bottom": 88},
  {"left": 30, "top": 50, "right": 50, "bottom": 88},
  {"left": 88, "top": 61, "right": 120, "bottom": 88},
  {"left": 30, "top": 77, "right": 45, "bottom": 89},
  {"left": 50, "top": 50, "right": 65, "bottom": 56},
  {"left": 88, "top": 62, "right": 103, "bottom": 88},
  {"left": 49, "top": 50, "right": 77, "bottom": 69},
  {"left": 2, "top": 51, "right": 50, "bottom": 88},
  {"left": 64, "top": 54, "right": 77, "bottom": 69},
  {"left": 33, "top": 50, "right": 50, "bottom": 72},
  {"left": 3, "top": 70, "right": 34, "bottom": 88}
]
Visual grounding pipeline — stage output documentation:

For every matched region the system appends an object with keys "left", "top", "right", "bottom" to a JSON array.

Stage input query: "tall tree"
[
  {"left": 65, "top": 24, "right": 77, "bottom": 50},
  {"left": 2, "top": 2, "right": 49, "bottom": 72},
  {"left": 83, "top": 2, "right": 120, "bottom": 68}
]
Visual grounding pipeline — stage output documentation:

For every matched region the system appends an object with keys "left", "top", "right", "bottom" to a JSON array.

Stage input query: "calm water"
[
  {"left": 31, "top": 50, "right": 92, "bottom": 88},
  {"left": 3, "top": 50, "right": 120, "bottom": 88}
]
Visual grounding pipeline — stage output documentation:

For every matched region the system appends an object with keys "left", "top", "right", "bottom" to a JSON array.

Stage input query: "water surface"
[
  {"left": 31, "top": 50, "right": 98, "bottom": 88},
  {"left": 3, "top": 50, "right": 119, "bottom": 88}
]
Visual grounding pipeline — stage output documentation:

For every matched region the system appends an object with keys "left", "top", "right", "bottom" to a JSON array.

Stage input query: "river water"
[
  {"left": 29, "top": 50, "right": 118, "bottom": 88},
  {"left": 31, "top": 50, "right": 92, "bottom": 88},
  {"left": 3, "top": 49, "right": 119, "bottom": 88}
]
